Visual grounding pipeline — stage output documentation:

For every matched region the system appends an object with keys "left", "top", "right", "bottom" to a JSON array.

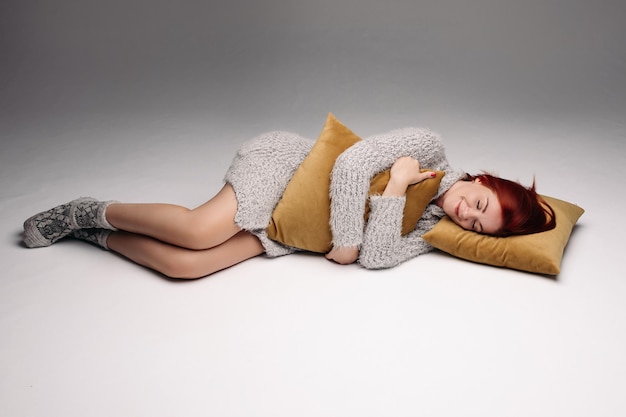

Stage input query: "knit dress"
[{"left": 224, "top": 127, "right": 466, "bottom": 269}]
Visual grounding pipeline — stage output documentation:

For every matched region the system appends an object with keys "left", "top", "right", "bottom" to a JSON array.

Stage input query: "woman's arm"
[
  {"left": 354, "top": 157, "right": 438, "bottom": 268},
  {"left": 359, "top": 198, "right": 439, "bottom": 269},
  {"left": 327, "top": 128, "right": 446, "bottom": 253}
]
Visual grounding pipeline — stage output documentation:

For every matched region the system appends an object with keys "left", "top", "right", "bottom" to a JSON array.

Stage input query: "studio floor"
[{"left": 2, "top": 1, "right": 625, "bottom": 416}]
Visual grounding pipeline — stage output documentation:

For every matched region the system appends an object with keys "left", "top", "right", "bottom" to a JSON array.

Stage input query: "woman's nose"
[{"left": 461, "top": 204, "right": 477, "bottom": 220}]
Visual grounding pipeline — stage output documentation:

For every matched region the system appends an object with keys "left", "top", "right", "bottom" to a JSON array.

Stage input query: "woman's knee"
[
  {"left": 158, "top": 252, "right": 211, "bottom": 279},
  {"left": 157, "top": 232, "right": 263, "bottom": 279}
]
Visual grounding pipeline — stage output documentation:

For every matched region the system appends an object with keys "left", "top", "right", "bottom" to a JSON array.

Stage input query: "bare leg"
[
  {"left": 105, "top": 184, "right": 240, "bottom": 250},
  {"left": 107, "top": 230, "right": 265, "bottom": 279}
]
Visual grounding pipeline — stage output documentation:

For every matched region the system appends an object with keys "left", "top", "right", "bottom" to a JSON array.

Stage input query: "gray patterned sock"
[
  {"left": 23, "top": 197, "right": 117, "bottom": 248},
  {"left": 71, "top": 229, "right": 111, "bottom": 250}
]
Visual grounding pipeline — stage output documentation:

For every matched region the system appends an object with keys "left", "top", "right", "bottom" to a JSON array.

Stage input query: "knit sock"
[
  {"left": 71, "top": 229, "right": 111, "bottom": 250},
  {"left": 23, "top": 197, "right": 117, "bottom": 248}
]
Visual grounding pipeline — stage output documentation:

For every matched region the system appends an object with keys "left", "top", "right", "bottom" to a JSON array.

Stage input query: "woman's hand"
[
  {"left": 383, "top": 157, "right": 436, "bottom": 197},
  {"left": 325, "top": 245, "right": 359, "bottom": 265}
]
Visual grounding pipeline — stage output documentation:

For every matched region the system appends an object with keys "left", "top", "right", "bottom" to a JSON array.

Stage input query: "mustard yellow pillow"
[
  {"left": 422, "top": 195, "right": 584, "bottom": 275},
  {"left": 266, "top": 113, "right": 444, "bottom": 253}
]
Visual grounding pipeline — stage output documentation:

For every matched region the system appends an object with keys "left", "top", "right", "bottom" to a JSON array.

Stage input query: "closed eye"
[{"left": 472, "top": 219, "right": 483, "bottom": 233}]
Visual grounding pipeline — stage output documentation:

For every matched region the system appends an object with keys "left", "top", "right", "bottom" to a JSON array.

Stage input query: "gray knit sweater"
[{"left": 224, "top": 128, "right": 466, "bottom": 269}]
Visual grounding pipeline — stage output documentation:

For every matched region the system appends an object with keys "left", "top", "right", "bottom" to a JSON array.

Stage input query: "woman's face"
[{"left": 438, "top": 179, "right": 503, "bottom": 235}]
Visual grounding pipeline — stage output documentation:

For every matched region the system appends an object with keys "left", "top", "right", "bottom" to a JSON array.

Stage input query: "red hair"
[{"left": 468, "top": 174, "right": 556, "bottom": 237}]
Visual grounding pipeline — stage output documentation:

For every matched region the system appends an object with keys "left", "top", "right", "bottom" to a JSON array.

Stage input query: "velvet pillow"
[
  {"left": 422, "top": 195, "right": 584, "bottom": 275},
  {"left": 266, "top": 113, "right": 444, "bottom": 253}
]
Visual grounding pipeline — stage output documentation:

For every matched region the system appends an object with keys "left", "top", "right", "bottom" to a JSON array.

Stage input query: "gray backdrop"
[{"left": 3, "top": 0, "right": 624, "bottom": 134}]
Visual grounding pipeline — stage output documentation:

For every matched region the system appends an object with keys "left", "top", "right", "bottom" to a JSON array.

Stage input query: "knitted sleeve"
[
  {"left": 358, "top": 197, "right": 442, "bottom": 269},
  {"left": 328, "top": 128, "right": 447, "bottom": 248}
]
